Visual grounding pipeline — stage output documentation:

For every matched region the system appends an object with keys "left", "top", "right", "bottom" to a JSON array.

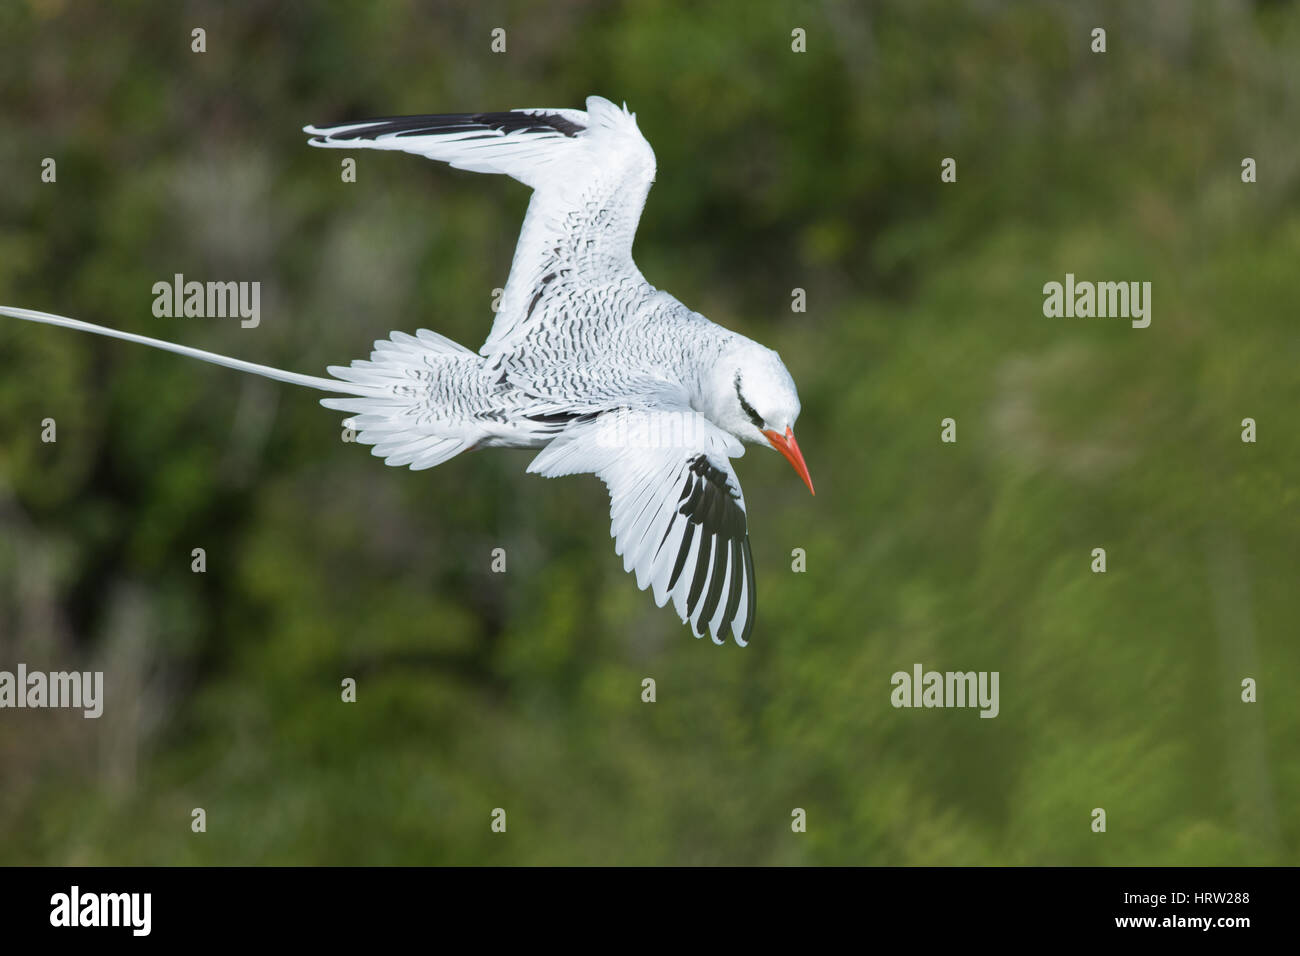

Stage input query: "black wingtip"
[{"left": 303, "top": 111, "right": 587, "bottom": 143}]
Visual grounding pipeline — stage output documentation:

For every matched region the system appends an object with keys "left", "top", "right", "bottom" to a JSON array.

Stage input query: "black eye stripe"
[{"left": 734, "top": 375, "right": 764, "bottom": 428}]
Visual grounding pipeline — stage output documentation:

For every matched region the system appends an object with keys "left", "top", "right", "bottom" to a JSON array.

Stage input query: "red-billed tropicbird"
[{"left": 0, "top": 95, "right": 813, "bottom": 646}]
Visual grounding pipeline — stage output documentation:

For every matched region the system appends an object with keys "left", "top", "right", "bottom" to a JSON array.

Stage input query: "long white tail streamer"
[{"left": 0, "top": 305, "right": 377, "bottom": 395}]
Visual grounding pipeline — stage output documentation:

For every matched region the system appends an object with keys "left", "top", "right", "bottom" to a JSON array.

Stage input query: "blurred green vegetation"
[{"left": 1, "top": 0, "right": 1297, "bottom": 864}]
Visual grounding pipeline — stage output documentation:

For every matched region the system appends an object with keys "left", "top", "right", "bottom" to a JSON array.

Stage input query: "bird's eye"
[{"left": 734, "top": 376, "right": 764, "bottom": 429}]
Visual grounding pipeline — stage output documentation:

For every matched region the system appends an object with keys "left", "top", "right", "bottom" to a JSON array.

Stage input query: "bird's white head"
[{"left": 702, "top": 339, "right": 814, "bottom": 495}]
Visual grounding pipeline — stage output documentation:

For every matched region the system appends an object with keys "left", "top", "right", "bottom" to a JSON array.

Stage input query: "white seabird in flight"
[{"left": 0, "top": 95, "right": 813, "bottom": 646}]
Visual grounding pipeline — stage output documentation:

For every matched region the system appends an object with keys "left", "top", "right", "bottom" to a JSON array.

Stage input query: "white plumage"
[{"left": 1, "top": 95, "right": 814, "bottom": 647}]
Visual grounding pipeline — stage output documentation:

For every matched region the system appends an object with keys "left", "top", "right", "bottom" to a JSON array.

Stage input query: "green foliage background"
[{"left": 1, "top": 0, "right": 1297, "bottom": 864}]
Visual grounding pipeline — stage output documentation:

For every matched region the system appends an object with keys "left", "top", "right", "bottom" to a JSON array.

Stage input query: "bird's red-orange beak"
[{"left": 762, "top": 426, "right": 815, "bottom": 495}]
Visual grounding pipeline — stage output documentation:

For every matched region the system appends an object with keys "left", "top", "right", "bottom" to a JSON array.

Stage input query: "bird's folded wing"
[
  {"left": 304, "top": 95, "right": 657, "bottom": 359},
  {"left": 527, "top": 409, "right": 755, "bottom": 646}
]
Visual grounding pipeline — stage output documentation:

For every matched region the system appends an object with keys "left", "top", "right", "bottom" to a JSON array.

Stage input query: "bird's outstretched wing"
[
  {"left": 527, "top": 408, "right": 755, "bottom": 646},
  {"left": 304, "top": 95, "right": 657, "bottom": 359}
]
